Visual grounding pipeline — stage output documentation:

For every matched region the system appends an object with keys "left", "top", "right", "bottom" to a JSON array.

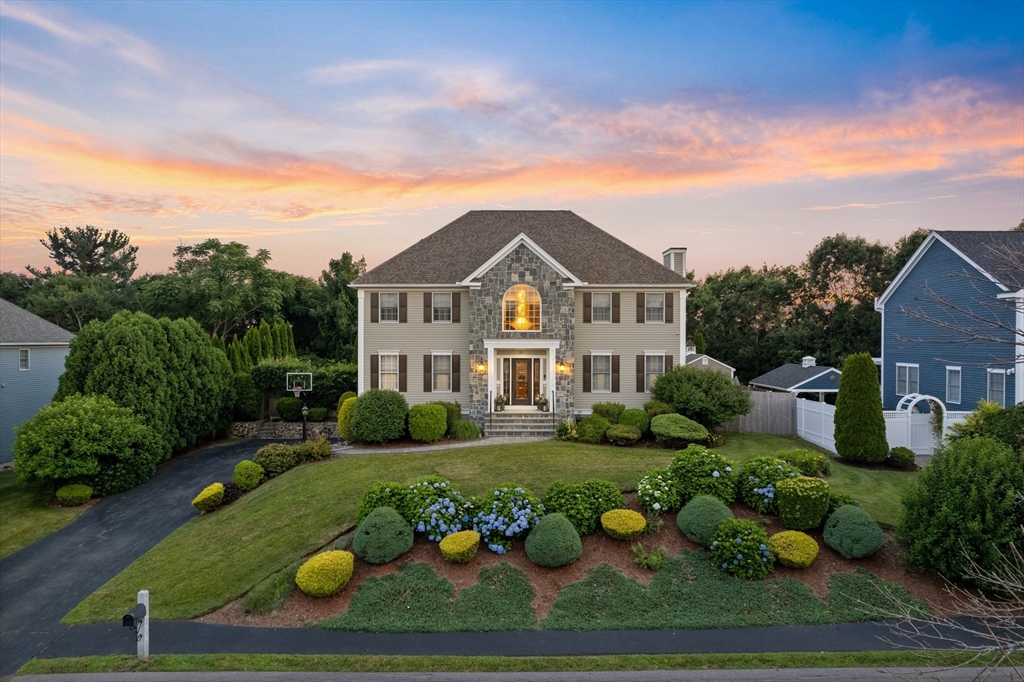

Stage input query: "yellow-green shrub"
[
  {"left": 337, "top": 397, "right": 357, "bottom": 443},
  {"left": 777, "top": 476, "right": 830, "bottom": 530},
  {"left": 600, "top": 509, "right": 646, "bottom": 540},
  {"left": 191, "top": 483, "right": 225, "bottom": 513},
  {"left": 769, "top": 530, "right": 819, "bottom": 568},
  {"left": 295, "top": 550, "right": 355, "bottom": 597},
  {"left": 439, "top": 530, "right": 480, "bottom": 564},
  {"left": 56, "top": 484, "right": 92, "bottom": 506}
]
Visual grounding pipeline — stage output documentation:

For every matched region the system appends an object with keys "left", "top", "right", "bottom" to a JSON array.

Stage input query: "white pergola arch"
[{"left": 895, "top": 393, "right": 946, "bottom": 414}]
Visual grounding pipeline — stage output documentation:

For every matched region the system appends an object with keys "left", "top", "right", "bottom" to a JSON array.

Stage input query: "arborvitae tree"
[
  {"left": 272, "top": 323, "right": 285, "bottom": 359},
  {"left": 211, "top": 333, "right": 225, "bottom": 352},
  {"left": 237, "top": 339, "right": 253, "bottom": 371},
  {"left": 694, "top": 330, "right": 706, "bottom": 355},
  {"left": 834, "top": 352, "right": 888, "bottom": 462},
  {"left": 227, "top": 341, "right": 240, "bottom": 372},
  {"left": 244, "top": 327, "right": 263, "bottom": 364},
  {"left": 287, "top": 324, "right": 297, "bottom": 357},
  {"left": 259, "top": 319, "right": 274, "bottom": 359}
]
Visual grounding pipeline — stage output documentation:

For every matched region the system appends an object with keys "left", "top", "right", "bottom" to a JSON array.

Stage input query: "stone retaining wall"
[{"left": 231, "top": 421, "right": 340, "bottom": 439}]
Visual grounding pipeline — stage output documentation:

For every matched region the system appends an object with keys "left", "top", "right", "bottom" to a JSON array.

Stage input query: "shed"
[{"left": 748, "top": 356, "right": 841, "bottom": 399}]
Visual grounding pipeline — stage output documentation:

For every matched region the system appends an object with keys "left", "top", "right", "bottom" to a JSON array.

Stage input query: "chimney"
[
  {"left": 662, "top": 247, "right": 687, "bottom": 277},
  {"left": 801, "top": 356, "right": 816, "bottom": 368}
]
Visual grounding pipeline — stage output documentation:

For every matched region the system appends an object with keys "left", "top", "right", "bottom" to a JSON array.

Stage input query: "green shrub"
[
  {"left": 543, "top": 479, "right": 624, "bottom": 535},
  {"left": 306, "top": 407, "right": 328, "bottom": 422},
  {"left": 606, "top": 424, "right": 641, "bottom": 447},
  {"left": 643, "top": 400, "right": 674, "bottom": 417},
  {"left": 430, "top": 401, "right": 462, "bottom": 434},
  {"left": 651, "top": 414, "right": 709, "bottom": 448},
  {"left": 676, "top": 495, "right": 734, "bottom": 546},
  {"left": 439, "top": 530, "right": 480, "bottom": 563},
  {"left": 353, "top": 506, "right": 414, "bottom": 564},
  {"left": 769, "top": 531, "right": 819, "bottom": 569},
  {"left": 192, "top": 482, "right": 224, "bottom": 513},
  {"left": 591, "top": 402, "right": 625, "bottom": 424},
  {"left": 618, "top": 408, "right": 650, "bottom": 435},
  {"left": 887, "top": 447, "right": 916, "bottom": 470},
  {"left": 827, "top": 490, "right": 860, "bottom": 515},
  {"left": 253, "top": 443, "right": 297, "bottom": 477},
  {"left": 221, "top": 482, "right": 242, "bottom": 505},
  {"left": 406, "top": 477, "right": 470, "bottom": 542},
  {"left": 824, "top": 505, "right": 883, "bottom": 559},
  {"left": 555, "top": 418, "right": 578, "bottom": 441},
  {"left": 525, "top": 513, "right": 582, "bottom": 567},
  {"left": 350, "top": 389, "right": 408, "bottom": 444},
  {"left": 295, "top": 550, "right": 354, "bottom": 597},
  {"left": 601, "top": 509, "right": 646, "bottom": 539},
  {"left": 980, "top": 404, "right": 1022, "bottom": 455},
  {"left": 897, "top": 436, "right": 1024, "bottom": 583},
  {"left": 243, "top": 561, "right": 300, "bottom": 614},
  {"left": 948, "top": 400, "right": 1005, "bottom": 442},
  {"left": 651, "top": 365, "right": 752, "bottom": 430},
  {"left": 632, "top": 544, "right": 668, "bottom": 571},
  {"left": 737, "top": 456, "right": 800, "bottom": 514},
  {"left": 294, "top": 434, "right": 332, "bottom": 462},
  {"left": 232, "top": 460, "right": 264, "bottom": 492},
  {"left": 233, "top": 371, "right": 260, "bottom": 421},
  {"left": 337, "top": 397, "right": 357, "bottom": 443},
  {"left": 636, "top": 468, "right": 683, "bottom": 513},
  {"left": 776, "top": 477, "right": 830, "bottom": 530},
  {"left": 357, "top": 482, "right": 410, "bottom": 524},
  {"left": 13, "top": 393, "right": 161, "bottom": 496},
  {"left": 711, "top": 518, "right": 774, "bottom": 579},
  {"left": 409, "top": 403, "right": 448, "bottom": 444},
  {"left": 833, "top": 353, "right": 888, "bottom": 463},
  {"left": 250, "top": 359, "right": 357, "bottom": 409},
  {"left": 576, "top": 414, "right": 610, "bottom": 444},
  {"left": 274, "top": 397, "right": 303, "bottom": 422},
  {"left": 667, "top": 444, "right": 736, "bottom": 504},
  {"left": 473, "top": 484, "right": 543, "bottom": 552},
  {"left": 56, "top": 484, "right": 92, "bottom": 507},
  {"left": 338, "top": 391, "right": 357, "bottom": 407},
  {"left": 777, "top": 449, "right": 832, "bottom": 477},
  {"left": 449, "top": 420, "right": 480, "bottom": 441}
]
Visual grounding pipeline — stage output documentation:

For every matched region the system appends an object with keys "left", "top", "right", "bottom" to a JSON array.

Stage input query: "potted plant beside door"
[
  {"left": 494, "top": 394, "right": 506, "bottom": 412},
  {"left": 535, "top": 394, "right": 549, "bottom": 412}
]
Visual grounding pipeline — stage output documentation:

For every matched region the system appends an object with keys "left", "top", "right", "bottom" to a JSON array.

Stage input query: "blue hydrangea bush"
[
  {"left": 636, "top": 468, "right": 683, "bottom": 513},
  {"left": 406, "top": 477, "right": 473, "bottom": 543},
  {"left": 667, "top": 444, "right": 736, "bottom": 504},
  {"left": 710, "top": 518, "right": 775, "bottom": 580},
  {"left": 737, "top": 456, "right": 800, "bottom": 515},
  {"left": 473, "top": 484, "right": 544, "bottom": 554}
]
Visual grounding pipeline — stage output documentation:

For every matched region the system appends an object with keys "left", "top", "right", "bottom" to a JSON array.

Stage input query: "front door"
[{"left": 511, "top": 359, "right": 533, "bottom": 406}]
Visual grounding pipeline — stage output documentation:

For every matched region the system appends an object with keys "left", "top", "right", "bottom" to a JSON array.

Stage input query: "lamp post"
[{"left": 301, "top": 401, "right": 309, "bottom": 441}]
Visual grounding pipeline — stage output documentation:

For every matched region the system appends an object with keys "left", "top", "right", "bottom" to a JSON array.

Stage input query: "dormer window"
[{"left": 503, "top": 284, "right": 541, "bottom": 332}]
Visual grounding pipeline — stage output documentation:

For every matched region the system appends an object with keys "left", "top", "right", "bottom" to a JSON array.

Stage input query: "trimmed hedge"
[
  {"left": 353, "top": 506, "right": 414, "bottom": 564},
  {"left": 618, "top": 408, "right": 650, "bottom": 435},
  {"left": 606, "top": 424, "right": 641, "bottom": 447},
  {"left": 769, "top": 531, "right": 819, "bottom": 569},
  {"left": 439, "top": 530, "right": 480, "bottom": 564},
  {"left": 232, "top": 460, "right": 264, "bottom": 492},
  {"left": 834, "top": 353, "right": 888, "bottom": 463},
  {"left": 576, "top": 415, "right": 610, "bottom": 444},
  {"left": 737, "top": 456, "right": 800, "bottom": 514},
  {"left": 777, "top": 476, "right": 830, "bottom": 530},
  {"left": 676, "top": 495, "right": 734, "bottom": 546},
  {"left": 337, "top": 397, "right": 357, "bottom": 443},
  {"left": 824, "top": 505, "right": 883, "bottom": 559},
  {"left": 667, "top": 444, "right": 736, "bottom": 504},
  {"left": 274, "top": 397, "right": 303, "bottom": 422},
  {"left": 409, "top": 403, "right": 448, "bottom": 444},
  {"left": 543, "top": 479, "right": 624, "bottom": 536},
  {"left": 233, "top": 371, "right": 260, "bottom": 421},
  {"left": 525, "top": 513, "right": 582, "bottom": 567},
  {"left": 651, "top": 414, "right": 709, "bottom": 448},
  {"left": 295, "top": 550, "right": 354, "bottom": 597},
  {"left": 253, "top": 443, "right": 297, "bottom": 477},
  {"left": 192, "top": 483, "right": 224, "bottom": 513},
  {"left": 306, "top": 407, "right": 328, "bottom": 422},
  {"left": 56, "top": 484, "right": 92, "bottom": 507},
  {"left": 887, "top": 446, "right": 916, "bottom": 470},
  {"left": 430, "top": 401, "right": 462, "bottom": 435},
  {"left": 777, "top": 449, "right": 832, "bottom": 477},
  {"left": 357, "top": 482, "right": 409, "bottom": 524},
  {"left": 710, "top": 518, "right": 774, "bottom": 580},
  {"left": 601, "top": 509, "right": 646, "bottom": 540},
  {"left": 591, "top": 402, "right": 625, "bottom": 424},
  {"left": 350, "top": 389, "right": 408, "bottom": 444},
  {"left": 643, "top": 400, "right": 674, "bottom": 417}
]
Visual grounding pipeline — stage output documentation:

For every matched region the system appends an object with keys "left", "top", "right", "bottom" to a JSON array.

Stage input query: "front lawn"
[{"left": 0, "top": 470, "right": 84, "bottom": 559}]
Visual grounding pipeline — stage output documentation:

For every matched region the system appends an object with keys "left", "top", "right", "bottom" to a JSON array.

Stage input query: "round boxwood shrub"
[
  {"left": 606, "top": 424, "right": 641, "bottom": 447},
  {"left": 543, "top": 479, "right": 624, "bottom": 535},
  {"left": 619, "top": 408, "right": 650, "bottom": 435},
  {"left": 777, "top": 449, "right": 832, "bottom": 477},
  {"left": 449, "top": 420, "right": 480, "bottom": 441},
  {"left": 525, "top": 513, "right": 582, "bottom": 567},
  {"left": 769, "top": 530, "right": 819, "bottom": 569},
  {"left": 350, "top": 389, "right": 409, "bottom": 444},
  {"left": 306, "top": 407, "right": 328, "bottom": 422},
  {"left": 295, "top": 550, "right": 354, "bottom": 597},
  {"left": 408, "top": 403, "right": 447, "bottom": 444},
  {"left": 357, "top": 481, "right": 409, "bottom": 524},
  {"left": 439, "top": 530, "right": 481, "bottom": 564},
  {"left": 429, "top": 401, "right": 463, "bottom": 435},
  {"left": 353, "top": 506, "right": 414, "bottom": 564},
  {"left": 636, "top": 468, "right": 682, "bottom": 513},
  {"left": 338, "top": 391, "right": 357, "bottom": 407},
  {"left": 192, "top": 482, "right": 225, "bottom": 513},
  {"left": 887, "top": 446, "right": 916, "bottom": 470},
  {"left": 473, "top": 484, "right": 543, "bottom": 553},
  {"left": 711, "top": 518, "right": 774, "bottom": 579},
  {"left": 233, "top": 460, "right": 264, "bottom": 492},
  {"left": 668, "top": 444, "right": 736, "bottom": 504},
  {"left": 776, "top": 476, "right": 830, "bottom": 530},
  {"left": 737, "top": 456, "right": 800, "bottom": 514},
  {"left": 337, "top": 396, "right": 357, "bottom": 443},
  {"left": 253, "top": 443, "right": 297, "bottom": 478},
  {"left": 833, "top": 352, "right": 888, "bottom": 463},
  {"left": 676, "top": 495, "right": 734, "bottom": 546},
  {"left": 651, "top": 414, "right": 709, "bottom": 449},
  {"left": 591, "top": 402, "right": 625, "bottom": 424},
  {"left": 576, "top": 414, "right": 610, "bottom": 444},
  {"left": 601, "top": 509, "right": 646, "bottom": 539},
  {"left": 824, "top": 505, "right": 883, "bottom": 559},
  {"left": 275, "top": 397, "right": 303, "bottom": 422},
  {"left": 56, "top": 484, "right": 92, "bottom": 507}
]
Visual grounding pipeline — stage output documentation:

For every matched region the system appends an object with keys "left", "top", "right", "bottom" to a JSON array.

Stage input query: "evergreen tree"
[
  {"left": 211, "top": 333, "right": 224, "bottom": 352},
  {"left": 227, "top": 342, "right": 241, "bottom": 372},
  {"left": 259, "top": 319, "right": 274, "bottom": 359},
  {"left": 237, "top": 339, "right": 253, "bottom": 371},
  {"left": 244, "top": 327, "right": 263, "bottom": 364},
  {"left": 272, "top": 323, "right": 285, "bottom": 359},
  {"left": 693, "top": 330, "right": 706, "bottom": 354},
  {"left": 833, "top": 352, "right": 888, "bottom": 463}
]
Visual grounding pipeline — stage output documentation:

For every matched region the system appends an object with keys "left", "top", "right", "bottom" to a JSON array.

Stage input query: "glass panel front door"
[{"left": 511, "top": 359, "right": 533, "bottom": 405}]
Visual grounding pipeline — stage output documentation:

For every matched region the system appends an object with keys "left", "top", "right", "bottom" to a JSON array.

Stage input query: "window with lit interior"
[{"left": 503, "top": 284, "right": 541, "bottom": 332}]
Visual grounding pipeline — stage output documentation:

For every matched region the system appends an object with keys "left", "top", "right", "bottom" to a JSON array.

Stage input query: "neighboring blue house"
[
  {"left": 874, "top": 231, "right": 1023, "bottom": 412},
  {"left": 748, "top": 356, "right": 841, "bottom": 398},
  {"left": 0, "top": 299, "right": 75, "bottom": 465}
]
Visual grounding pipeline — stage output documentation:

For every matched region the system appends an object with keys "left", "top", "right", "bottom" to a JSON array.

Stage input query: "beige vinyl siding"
[
  {"left": 687, "top": 356, "right": 735, "bottom": 378},
  {"left": 573, "top": 289, "right": 682, "bottom": 411},
  {"left": 362, "top": 288, "right": 470, "bottom": 406}
]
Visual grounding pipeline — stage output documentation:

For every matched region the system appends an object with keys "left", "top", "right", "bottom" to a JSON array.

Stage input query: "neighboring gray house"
[
  {"left": 683, "top": 338, "right": 736, "bottom": 379},
  {"left": 0, "top": 299, "right": 74, "bottom": 465},
  {"left": 748, "top": 356, "right": 841, "bottom": 400}
]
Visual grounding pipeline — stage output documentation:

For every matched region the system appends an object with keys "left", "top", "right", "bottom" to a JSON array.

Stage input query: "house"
[
  {"left": 874, "top": 230, "right": 1023, "bottom": 411},
  {"left": 683, "top": 338, "right": 736, "bottom": 379},
  {"left": 748, "top": 356, "right": 841, "bottom": 399},
  {"left": 350, "top": 210, "right": 692, "bottom": 432},
  {"left": 0, "top": 299, "right": 75, "bottom": 465}
]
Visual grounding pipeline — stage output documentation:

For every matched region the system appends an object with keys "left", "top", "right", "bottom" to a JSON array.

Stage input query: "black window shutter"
[
  {"left": 612, "top": 355, "right": 620, "bottom": 393},
  {"left": 370, "top": 293, "right": 379, "bottom": 323},
  {"left": 583, "top": 355, "right": 592, "bottom": 393},
  {"left": 636, "top": 355, "right": 645, "bottom": 392},
  {"left": 452, "top": 293, "right": 460, "bottom": 323},
  {"left": 636, "top": 292, "right": 645, "bottom": 323},
  {"left": 423, "top": 354, "right": 432, "bottom": 392},
  {"left": 612, "top": 293, "right": 620, "bottom": 323},
  {"left": 583, "top": 292, "right": 592, "bottom": 323},
  {"left": 666, "top": 354, "right": 673, "bottom": 370},
  {"left": 370, "top": 354, "right": 379, "bottom": 389},
  {"left": 423, "top": 293, "right": 432, "bottom": 323},
  {"left": 399, "top": 293, "right": 408, "bottom": 323},
  {"left": 666, "top": 293, "right": 674, "bottom": 323},
  {"left": 452, "top": 354, "right": 460, "bottom": 392},
  {"left": 398, "top": 355, "right": 407, "bottom": 392}
]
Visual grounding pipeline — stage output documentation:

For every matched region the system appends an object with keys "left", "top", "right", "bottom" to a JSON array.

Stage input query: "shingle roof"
[
  {"left": 685, "top": 353, "right": 736, "bottom": 371},
  {"left": 353, "top": 210, "right": 692, "bottom": 286},
  {"left": 0, "top": 299, "right": 75, "bottom": 345},
  {"left": 935, "top": 231, "right": 1024, "bottom": 289},
  {"left": 748, "top": 363, "right": 837, "bottom": 391}
]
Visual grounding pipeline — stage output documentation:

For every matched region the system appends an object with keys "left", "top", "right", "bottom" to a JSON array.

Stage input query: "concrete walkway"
[{"left": 333, "top": 436, "right": 551, "bottom": 456}]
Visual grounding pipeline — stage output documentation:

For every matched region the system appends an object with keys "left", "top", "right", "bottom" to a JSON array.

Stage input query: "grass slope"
[{"left": 0, "top": 471, "right": 83, "bottom": 559}]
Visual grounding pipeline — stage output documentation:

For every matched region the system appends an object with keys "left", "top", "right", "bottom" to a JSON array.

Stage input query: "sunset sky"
[{"left": 1, "top": 1, "right": 1022, "bottom": 279}]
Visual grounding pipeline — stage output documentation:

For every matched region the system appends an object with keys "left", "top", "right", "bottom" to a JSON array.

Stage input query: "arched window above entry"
[{"left": 503, "top": 284, "right": 541, "bottom": 332}]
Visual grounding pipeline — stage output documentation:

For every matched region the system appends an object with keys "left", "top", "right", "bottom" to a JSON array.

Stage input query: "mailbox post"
[{"left": 122, "top": 590, "right": 149, "bottom": 661}]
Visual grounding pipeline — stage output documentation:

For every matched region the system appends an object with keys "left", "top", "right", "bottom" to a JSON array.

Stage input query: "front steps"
[{"left": 484, "top": 411, "right": 557, "bottom": 438}]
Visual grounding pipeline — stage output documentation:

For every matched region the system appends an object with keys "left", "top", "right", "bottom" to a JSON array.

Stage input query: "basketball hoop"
[{"left": 291, "top": 385, "right": 303, "bottom": 399}]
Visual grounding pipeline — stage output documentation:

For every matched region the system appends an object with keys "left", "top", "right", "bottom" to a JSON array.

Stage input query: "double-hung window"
[
  {"left": 945, "top": 367, "right": 961, "bottom": 404},
  {"left": 645, "top": 293, "right": 665, "bottom": 323},
  {"left": 645, "top": 354, "right": 665, "bottom": 392},
  {"left": 432, "top": 293, "right": 452, "bottom": 323},
  {"left": 379, "top": 354, "right": 399, "bottom": 390},
  {"left": 896, "top": 363, "right": 919, "bottom": 395},
  {"left": 18, "top": 349, "right": 30, "bottom": 371},
  {"left": 591, "top": 292, "right": 612, "bottom": 323},
  {"left": 433, "top": 354, "right": 452, "bottom": 392},
  {"left": 591, "top": 354, "right": 612, "bottom": 392},
  {"left": 988, "top": 370, "right": 1006, "bottom": 407},
  {"left": 379, "top": 293, "right": 399, "bottom": 322}
]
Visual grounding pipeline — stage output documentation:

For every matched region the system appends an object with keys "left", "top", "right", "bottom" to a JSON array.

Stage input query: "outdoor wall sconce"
[
  {"left": 557, "top": 361, "right": 568, "bottom": 375},
  {"left": 476, "top": 361, "right": 487, "bottom": 374}
]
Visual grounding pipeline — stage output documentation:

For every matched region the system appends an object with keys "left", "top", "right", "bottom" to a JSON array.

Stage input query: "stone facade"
[
  {"left": 467, "top": 244, "right": 575, "bottom": 425},
  {"left": 231, "top": 420, "right": 339, "bottom": 440}
]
